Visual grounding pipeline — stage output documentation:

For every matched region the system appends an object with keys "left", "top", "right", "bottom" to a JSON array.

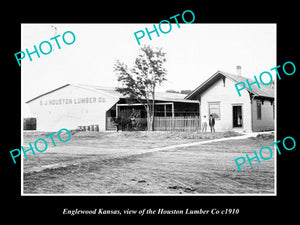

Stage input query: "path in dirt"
[
  {"left": 24, "top": 131, "right": 273, "bottom": 174},
  {"left": 120, "top": 131, "right": 273, "bottom": 156}
]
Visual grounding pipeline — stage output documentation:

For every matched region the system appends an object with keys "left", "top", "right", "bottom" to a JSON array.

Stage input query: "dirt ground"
[{"left": 22, "top": 131, "right": 275, "bottom": 194}]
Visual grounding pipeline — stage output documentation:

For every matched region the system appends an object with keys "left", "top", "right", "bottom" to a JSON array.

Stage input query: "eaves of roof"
[{"left": 185, "top": 70, "right": 274, "bottom": 100}]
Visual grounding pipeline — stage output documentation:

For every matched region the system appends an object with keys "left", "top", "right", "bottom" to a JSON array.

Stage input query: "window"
[
  {"left": 257, "top": 101, "right": 262, "bottom": 120},
  {"left": 208, "top": 102, "right": 220, "bottom": 119}
]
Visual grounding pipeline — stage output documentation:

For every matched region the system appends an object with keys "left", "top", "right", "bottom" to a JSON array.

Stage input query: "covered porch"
[{"left": 106, "top": 99, "right": 200, "bottom": 131}]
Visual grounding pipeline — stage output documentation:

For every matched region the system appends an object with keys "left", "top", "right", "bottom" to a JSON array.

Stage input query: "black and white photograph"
[
  {"left": 4, "top": 4, "right": 298, "bottom": 221},
  {"left": 21, "top": 23, "right": 276, "bottom": 195}
]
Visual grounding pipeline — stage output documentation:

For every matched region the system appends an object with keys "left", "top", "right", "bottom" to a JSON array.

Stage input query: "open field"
[{"left": 22, "top": 131, "right": 274, "bottom": 194}]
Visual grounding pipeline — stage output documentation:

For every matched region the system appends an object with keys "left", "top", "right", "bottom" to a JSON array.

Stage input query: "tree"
[
  {"left": 166, "top": 89, "right": 180, "bottom": 93},
  {"left": 114, "top": 45, "right": 167, "bottom": 131},
  {"left": 166, "top": 89, "right": 193, "bottom": 95},
  {"left": 180, "top": 90, "right": 193, "bottom": 95}
]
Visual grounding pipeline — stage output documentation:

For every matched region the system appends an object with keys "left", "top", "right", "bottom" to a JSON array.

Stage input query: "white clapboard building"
[{"left": 185, "top": 67, "right": 275, "bottom": 132}]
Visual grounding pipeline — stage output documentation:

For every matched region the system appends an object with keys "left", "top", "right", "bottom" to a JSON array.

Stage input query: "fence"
[
  {"left": 154, "top": 116, "right": 201, "bottom": 131},
  {"left": 107, "top": 116, "right": 201, "bottom": 131}
]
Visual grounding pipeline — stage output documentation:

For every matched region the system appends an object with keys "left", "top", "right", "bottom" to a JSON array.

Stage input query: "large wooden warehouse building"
[{"left": 25, "top": 83, "right": 200, "bottom": 131}]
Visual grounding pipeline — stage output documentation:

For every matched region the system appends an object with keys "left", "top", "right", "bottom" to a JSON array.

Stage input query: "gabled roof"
[
  {"left": 185, "top": 70, "right": 275, "bottom": 100},
  {"left": 26, "top": 83, "right": 199, "bottom": 104},
  {"left": 26, "top": 84, "right": 71, "bottom": 103}
]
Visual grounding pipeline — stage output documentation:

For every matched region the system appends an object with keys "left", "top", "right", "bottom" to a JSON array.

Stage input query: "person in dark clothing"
[
  {"left": 209, "top": 114, "right": 215, "bottom": 132},
  {"left": 130, "top": 108, "right": 138, "bottom": 126}
]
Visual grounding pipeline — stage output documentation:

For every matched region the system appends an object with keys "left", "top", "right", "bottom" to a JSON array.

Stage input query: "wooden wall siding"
[
  {"left": 252, "top": 99, "right": 274, "bottom": 131},
  {"left": 193, "top": 77, "right": 253, "bottom": 132}
]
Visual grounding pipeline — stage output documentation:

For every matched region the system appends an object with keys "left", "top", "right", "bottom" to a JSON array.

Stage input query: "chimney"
[{"left": 236, "top": 65, "right": 241, "bottom": 76}]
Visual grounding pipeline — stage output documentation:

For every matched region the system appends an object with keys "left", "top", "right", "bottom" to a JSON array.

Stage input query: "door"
[{"left": 233, "top": 105, "right": 243, "bottom": 128}]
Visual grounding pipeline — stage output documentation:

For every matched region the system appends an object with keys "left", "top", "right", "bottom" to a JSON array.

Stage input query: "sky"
[{"left": 21, "top": 23, "right": 276, "bottom": 105}]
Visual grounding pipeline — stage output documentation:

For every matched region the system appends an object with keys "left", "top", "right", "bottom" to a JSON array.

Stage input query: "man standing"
[
  {"left": 202, "top": 115, "right": 208, "bottom": 132},
  {"left": 209, "top": 114, "right": 215, "bottom": 133}
]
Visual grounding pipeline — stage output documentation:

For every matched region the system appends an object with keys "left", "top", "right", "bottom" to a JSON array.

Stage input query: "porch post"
[
  {"left": 171, "top": 103, "right": 174, "bottom": 118},
  {"left": 116, "top": 104, "right": 119, "bottom": 118},
  {"left": 171, "top": 103, "right": 175, "bottom": 130}
]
